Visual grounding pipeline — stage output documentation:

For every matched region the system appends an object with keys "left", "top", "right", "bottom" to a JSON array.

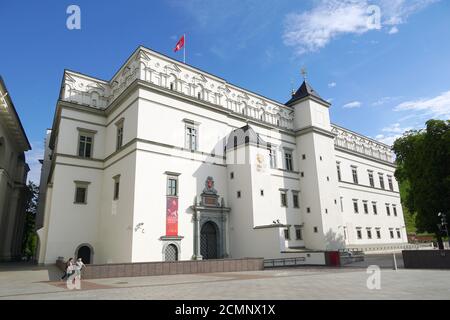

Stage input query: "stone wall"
[
  {"left": 56, "top": 257, "right": 264, "bottom": 279},
  {"left": 402, "top": 250, "right": 450, "bottom": 269}
]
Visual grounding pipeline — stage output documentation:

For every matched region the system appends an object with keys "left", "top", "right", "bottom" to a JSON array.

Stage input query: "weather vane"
[{"left": 301, "top": 67, "right": 307, "bottom": 81}]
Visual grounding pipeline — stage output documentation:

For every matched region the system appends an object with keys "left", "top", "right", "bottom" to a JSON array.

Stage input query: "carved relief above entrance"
[{"left": 190, "top": 176, "right": 231, "bottom": 260}]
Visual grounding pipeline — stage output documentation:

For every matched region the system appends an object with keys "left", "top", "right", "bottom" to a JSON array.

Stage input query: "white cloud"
[
  {"left": 343, "top": 101, "right": 362, "bottom": 108},
  {"left": 375, "top": 123, "right": 414, "bottom": 145},
  {"left": 26, "top": 142, "right": 44, "bottom": 185},
  {"left": 371, "top": 96, "right": 402, "bottom": 106},
  {"left": 394, "top": 90, "right": 450, "bottom": 119},
  {"left": 283, "top": 0, "right": 438, "bottom": 55},
  {"left": 328, "top": 82, "right": 337, "bottom": 88},
  {"left": 374, "top": 133, "right": 400, "bottom": 146},
  {"left": 388, "top": 26, "right": 399, "bottom": 34}
]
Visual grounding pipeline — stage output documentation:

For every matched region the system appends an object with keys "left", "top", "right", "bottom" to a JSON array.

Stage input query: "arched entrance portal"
[
  {"left": 76, "top": 245, "right": 92, "bottom": 264},
  {"left": 200, "top": 221, "right": 218, "bottom": 259}
]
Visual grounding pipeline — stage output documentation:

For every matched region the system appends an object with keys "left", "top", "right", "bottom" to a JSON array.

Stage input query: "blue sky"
[{"left": 1, "top": 0, "right": 449, "bottom": 184}]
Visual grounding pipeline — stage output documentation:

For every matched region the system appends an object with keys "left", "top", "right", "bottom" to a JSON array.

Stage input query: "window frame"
[
  {"left": 292, "top": 191, "right": 299, "bottom": 208},
  {"left": 284, "top": 148, "right": 293, "bottom": 171},
  {"left": 387, "top": 175, "right": 394, "bottom": 191},
  {"left": 113, "top": 174, "right": 121, "bottom": 200},
  {"left": 74, "top": 180, "right": 90, "bottom": 204},
  {"left": 356, "top": 228, "right": 362, "bottom": 240},
  {"left": 351, "top": 166, "right": 358, "bottom": 184},
  {"left": 363, "top": 201, "right": 369, "bottom": 214},
  {"left": 368, "top": 170, "right": 374, "bottom": 187},
  {"left": 378, "top": 173, "right": 385, "bottom": 189},
  {"left": 268, "top": 145, "right": 277, "bottom": 169},
  {"left": 77, "top": 128, "right": 97, "bottom": 158},
  {"left": 353, "top": 199, "right": 359, "bottom": 214},
  {"left": 284, "top": 228, "right": 290, "bottom": 240},
  {"left": 184, "top": 120, "right": 199, "bottom": 152},
  {"left": 336, "top": 162, "right": 342, "bottom": 181},
  {"left": 115, "top": 118, "right": 124, "bottom": 151},
  {"left": 280, "top": 191, "right": 288, "bottom": 207},
  {"left": 295, "top": 227, "right": 303, "bottom": 240},
  {"left": 372, "top": 201, "right": 378, "bottom": 215}
]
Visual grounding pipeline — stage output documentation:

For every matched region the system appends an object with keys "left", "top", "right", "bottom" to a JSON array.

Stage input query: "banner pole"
[{"left": 183, "top": 33, "right": 186, "bottom": 64}]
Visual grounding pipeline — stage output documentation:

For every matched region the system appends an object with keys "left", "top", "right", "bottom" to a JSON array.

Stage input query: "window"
[
  {"left": 302, "top": 154, "right": 306, "bottom": 160},
  {"left": 284, "top": 228, "right": 290, "bottom": 240},
  {"left": 386, "top": 204, "right": 391, "bottom": 216},
  {"left": 353, "top": 199, "right": 359, "bottom": 214},
  {"left": 116, "top": 119, "right": 124, "bottom": 150},
  {"left": 268, "top": 147, "right": 277, "bottom": 169},
  {"left": 295, "top": 227, "right": 303, "bottom": 240},
  {"left": 167, "top": 177, "right": 178, "bottom": 196},
  {"left": 356, "top": 228, "right": 362, "bottom": 239},
  {"left": 340, "top": 197, "right": 344, "bottom": 212},
  {"left": 230, "top": 172, "right": 234, "bottom": 179},
  {"left": 367, "top": 228, "right": 372, "bottom": 239},
  {"left": 351, "top": 166, "right": 358, "bottom": 184},
  {"left": 113, "top": 175, "right": 120, "bottom": 200},
  {"left": 388, "top": 175, "right": 394, "bottom": 191},
  {"left": 260, "top": 189, "right": 264, "bottom": 196},
  {"left": 313, "top": 227, "right": 318, "bottom": 233},
  {"left": 368, "top": 170, "right": 374, "bottom": 187},
  {"left": 74, "top": 181, "right": 90, "bottom": 204},
  {"left": 284, "top": 150, "right": 293, "bottom": 171},
  {"left": 389, "top": 229, "right": 394, "bottom": 239},
  {"left": 185, "top": 125, "right": 198, "bottom": 151},
  {"left": 363, "top": 201, "right": 369, "bottom": 214},
  {"left": 376, "top": 228, "right": 381, "bottom": 239},
  {"left": 379, "top": 173, "right": 385, "bottom": 189},
  {"left": 280, "top": 191, "right": 287, "bottom": 207},
  {"left": 396, "top": 229, "right": 401, "bottom": 239},
  {"left": 78, "top": 132, "right": 94, "bottom": 158},
  {"left": 307, "top": 207, "right": 311, "bottom": 213},
  {"left": 292, "top": 192, "right": 299, "bottom": 208},
  {"left": 75, "top": 187, "right": 87, "bottom": 204},
  {"left": 393, "top": 205, "right": 397, "bottom": 216},
  {"left": 237, "top": 191, "right": 241, "bottom": 198},
  {"left": 319, "top": 156, "right": 323, "bottom": 161},
  {"left": 372, "top": 202, "right": 378, "bottom": 215},
  {"left": 336, "top": 162, "right": 342, "bottom": 181},
  {"left": 300, "top": 172, "right": 304, "bottom": 177}
]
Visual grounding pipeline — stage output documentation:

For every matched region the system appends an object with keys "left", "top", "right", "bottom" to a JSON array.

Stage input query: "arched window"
[{"left": 165, "top": 244, "right": 178, "bottom": 261}]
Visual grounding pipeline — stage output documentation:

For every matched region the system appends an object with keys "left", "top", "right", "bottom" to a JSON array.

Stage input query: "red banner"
[{"left": 166, "top": 196, "right": 178, "bottom": 236}]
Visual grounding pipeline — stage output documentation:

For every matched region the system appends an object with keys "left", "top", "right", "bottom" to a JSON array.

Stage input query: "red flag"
[{"left": 173, "top": 35, "right": 185, "bottom": 52}]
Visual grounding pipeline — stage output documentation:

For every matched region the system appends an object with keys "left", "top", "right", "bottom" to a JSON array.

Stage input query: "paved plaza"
[{"left": 0, "top": 255, "right": 449, "bottom": 300}]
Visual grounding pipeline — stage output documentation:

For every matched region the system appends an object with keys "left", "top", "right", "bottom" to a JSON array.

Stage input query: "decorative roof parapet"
[
  {"left": 59, "top": 46, "right": 295, "bottom": 130},
  {"left": 331, "top": 124, "right": 394, "bottom": 164}
]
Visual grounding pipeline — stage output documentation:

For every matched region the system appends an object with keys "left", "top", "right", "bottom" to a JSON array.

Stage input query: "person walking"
[
  {"left": 75, "top": 257, "right": 85, "bottom": 279},
  {"left": 61, "top": 258, "right": 74, "bottom": 281}
]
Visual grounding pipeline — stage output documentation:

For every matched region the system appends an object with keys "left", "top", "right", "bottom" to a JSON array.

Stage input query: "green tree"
[
  {"left": 393, "top": 119, "right": 450, "bottom": 248},
  {"left": 21, "top": 182, "right": 39, "bottom": 260}
]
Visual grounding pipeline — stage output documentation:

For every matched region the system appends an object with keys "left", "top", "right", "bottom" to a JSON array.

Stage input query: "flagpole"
[{"left": 183, "top": 33, "right": 186, "bottom": 64}]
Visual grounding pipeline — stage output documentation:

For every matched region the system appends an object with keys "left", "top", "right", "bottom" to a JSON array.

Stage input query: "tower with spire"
[{"left": 285, "top": 71, "right": 345, "bottom": 250}]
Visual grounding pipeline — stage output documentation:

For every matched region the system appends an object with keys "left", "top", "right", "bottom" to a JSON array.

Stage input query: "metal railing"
[{"left": 263, "top": 257, "right": 307, "bottom": 268}]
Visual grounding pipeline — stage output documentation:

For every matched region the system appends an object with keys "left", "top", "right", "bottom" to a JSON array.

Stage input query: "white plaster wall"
[
  {"left": 335, "top": 150, "right": 407, "bottom": 245},
  {"left": 43, "top": 164, "right": 102, "bottom": 264}
]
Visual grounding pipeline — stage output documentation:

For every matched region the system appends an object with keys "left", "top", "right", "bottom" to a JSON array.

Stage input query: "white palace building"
[{"left": 36, "top": 46, "right": 407, "bottom": 265}]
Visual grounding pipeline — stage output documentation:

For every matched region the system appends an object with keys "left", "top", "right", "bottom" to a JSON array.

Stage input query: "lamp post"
[{"left": 438, "top": 212, "right": 449, "bottom": 248}]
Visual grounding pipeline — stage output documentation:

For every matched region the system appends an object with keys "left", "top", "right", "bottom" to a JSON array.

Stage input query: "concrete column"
[
  {"left": 221, "top": 214, "right": 229, "bottom": 258},
  {"left": 192, "top": 211, "right": 202, "bottom": 260}
]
